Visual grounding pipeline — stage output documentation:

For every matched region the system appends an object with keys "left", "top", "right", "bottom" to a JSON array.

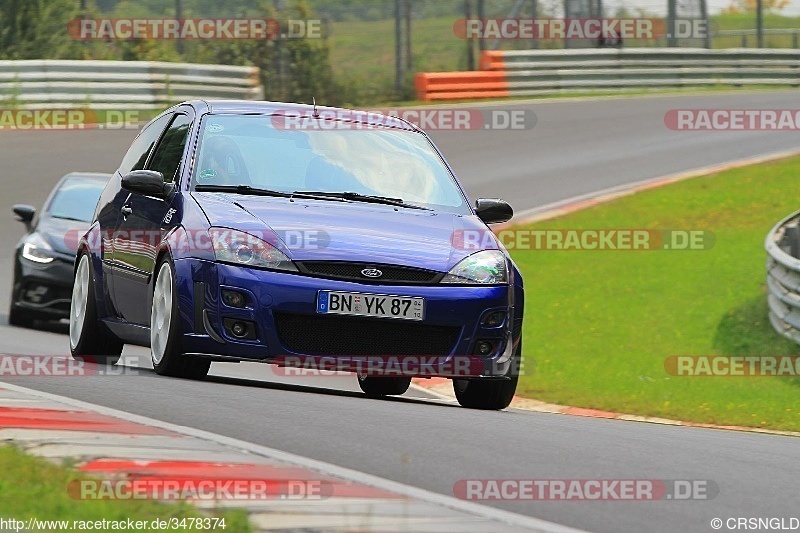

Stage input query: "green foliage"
[{"left": 0, "top": 0, "right": 83, "bottom": 59}]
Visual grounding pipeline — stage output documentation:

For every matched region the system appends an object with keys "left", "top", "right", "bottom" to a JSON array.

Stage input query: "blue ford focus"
[{"left": 69, "top": 100, "right": 524, "bottom": 410}]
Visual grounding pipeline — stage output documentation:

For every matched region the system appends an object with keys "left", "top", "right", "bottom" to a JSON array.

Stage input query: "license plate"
[{"left": 317, "top": 291, "right": 425, "bottom": 321}]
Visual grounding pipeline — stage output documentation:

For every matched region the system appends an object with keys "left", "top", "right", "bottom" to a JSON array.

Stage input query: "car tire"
[
  {"left": 453, "top": 341, "right": 521, "bottom": 410},
  {"left": 69, "top": 252, "right": 123, "bottom": 365},
  {"left": 8, "top": 305, "right": 35, "bottom": 328},
  {"left": 357, "top": 375, "right": 412, "bottom": 397},
  {"left": 150, "top": 256, "right": 210, "bottom": 380}
]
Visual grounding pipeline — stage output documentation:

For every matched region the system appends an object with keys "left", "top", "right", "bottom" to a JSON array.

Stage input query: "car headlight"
[
  {"left": 209, "top": 228, "right": 297, "bottom": 272},
  {"left": 441, "top": 250, "right": 508, "bottom": 285},
  {"left": 21, "top": 233, "right": 55, "bottom": 264}
]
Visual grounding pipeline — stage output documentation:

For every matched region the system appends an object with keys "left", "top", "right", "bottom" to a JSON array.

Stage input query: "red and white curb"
[
  {"left": 410, "top": 378, "right": 800, "bottom": 438},
  {"left": 0, "top": 381, "right": 583, "bottom": 533}
]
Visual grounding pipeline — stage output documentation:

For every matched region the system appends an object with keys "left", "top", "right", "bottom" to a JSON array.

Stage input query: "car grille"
[
  {"left": 296, "top": 261, "right": 442, "bottom": 284},
  {"left": 274, "top": 312, "right": 461, "bottom": 356}
]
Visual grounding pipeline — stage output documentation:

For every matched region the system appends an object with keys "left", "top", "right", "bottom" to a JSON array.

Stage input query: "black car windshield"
[
  {"left": 191, "top": 114, "right": 469, "bottom": 214},
  {"left": 46, "top": 177, "right": 107, "bottom": 222}
]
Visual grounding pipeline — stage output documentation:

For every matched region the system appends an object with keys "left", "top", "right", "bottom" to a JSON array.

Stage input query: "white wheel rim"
[
  {"left": 151, "top": 262, "right": 173, "bottom": 365},
  {"left": 69, "top": 255, "right": 90, "bottom": 350}
]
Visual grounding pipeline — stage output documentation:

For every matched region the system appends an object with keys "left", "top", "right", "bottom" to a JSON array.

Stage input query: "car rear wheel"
[
  {"left": 69, "top": 253, "right": 122, "bottom": 364},
  {"left": 358, "top": 375, "right": 411, "bottom": 397},
  {"left": 151, "top": 257, "right": 210, "bottom": 380},
  {"left": 453, "top": 341, "right": 521, "bottom": 410}
]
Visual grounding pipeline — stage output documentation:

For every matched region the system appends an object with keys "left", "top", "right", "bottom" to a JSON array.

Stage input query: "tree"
[{"left": 0, "top": 0, "right": 83, "bottom": 59}]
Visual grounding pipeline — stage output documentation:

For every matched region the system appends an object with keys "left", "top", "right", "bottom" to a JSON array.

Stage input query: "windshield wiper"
[
  {"left": 292, "top": 191, "right": 431, "bottom": 210},
  {"left": 51, "top": 215, "right": 89, "bottom": 222},
  {"left": 194, "top": 184, "right": 291, "bottom": 198}
]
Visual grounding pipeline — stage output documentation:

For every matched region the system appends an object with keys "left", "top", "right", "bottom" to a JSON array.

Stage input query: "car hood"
[
  {"left": 37, "top": 216, "right": 92, "bottom": 256},
  {"left": 192, "top": 193, "right": 498, "bottom": 272}
]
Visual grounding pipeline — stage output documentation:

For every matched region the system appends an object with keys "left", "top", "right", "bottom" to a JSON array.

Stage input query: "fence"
[
  {"left": 765, "top": 210, "right": 800, "bottom": 345},
  {"left": 416, "top": 48, "right": 800, "bottom": 100},
  {"left": 0, "top": 60, "right": 262, "bottom": 110}
]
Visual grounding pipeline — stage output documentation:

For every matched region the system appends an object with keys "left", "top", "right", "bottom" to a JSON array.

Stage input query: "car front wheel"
[
  {"left": 453, "top": 341, "right": 521, "bottom": 410},
  {"left": 69, "top": 253, "right": 123, "bottom": 364},
  {"left": 150, "top": 257, "right": 210, "bottom": 380}
]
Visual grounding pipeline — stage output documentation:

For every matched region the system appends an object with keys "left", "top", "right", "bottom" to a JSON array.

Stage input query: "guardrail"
[
  {"left": 0, "top": 60, "right": 262, "bottom": 110},
  {"left": 765, "top": 210, "right": 800, "bottom": 344},
  {"left": 416, "top": 48, "right": 800, "bottom": 100}
]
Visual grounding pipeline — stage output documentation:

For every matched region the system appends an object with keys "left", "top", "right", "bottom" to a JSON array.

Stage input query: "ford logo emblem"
[{"left": 361, "top": 268, "right": 383, "bottom": 278}]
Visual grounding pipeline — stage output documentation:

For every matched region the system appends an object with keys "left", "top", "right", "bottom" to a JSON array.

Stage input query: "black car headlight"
[
  {"left": 209, "top": 228, "right": 297, "bottom": 272},
  {"left": 441, "top": 250, "right": 508, "bottom": 285}
]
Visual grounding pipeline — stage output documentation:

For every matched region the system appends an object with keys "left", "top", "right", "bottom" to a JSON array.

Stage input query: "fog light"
[
  {"left": 482, "top": 311, "right": 506, "bottom": 328},
  {"left": 231, "top": 321, "right": 248, "bottom": 337},
  {"left": 222, "top": 289, "right": 246, "bottom": 308},
  {"left": 223, "top": 318, "right": 256, "bottom": 340},
  {"left": 475, "top": 340, "right": 494, "bottom": 356}
]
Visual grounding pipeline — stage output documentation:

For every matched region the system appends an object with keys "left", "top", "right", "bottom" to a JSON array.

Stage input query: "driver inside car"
[{"left": 197, "top": 135, "right": 250, "bottom": 185}]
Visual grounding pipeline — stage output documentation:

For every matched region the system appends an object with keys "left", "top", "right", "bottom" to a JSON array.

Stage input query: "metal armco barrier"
[
  {"left": 416, "top": 48, "right": 800, "bottom": 100},
  {"left": 0, "top": 60, "right": 262, "bottom": 109},
  {"left": 765, "top": 210, "right": 800, "bottom": 344}
]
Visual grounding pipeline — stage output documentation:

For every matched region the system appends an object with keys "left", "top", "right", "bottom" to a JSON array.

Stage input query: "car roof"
[{"left": 178, "top": 100, "right": 417, "bottom": 132}]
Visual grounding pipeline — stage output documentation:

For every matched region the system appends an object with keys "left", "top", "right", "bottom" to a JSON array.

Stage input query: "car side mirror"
[
  {"left": 475, "top": 198, "right": 513, "bottom": 224},
  {"left": 121, "top": 170, "right": 169, "bottom": 198},
  {"left": 12, "top": 204, "right": 36, "bottom": 231}
]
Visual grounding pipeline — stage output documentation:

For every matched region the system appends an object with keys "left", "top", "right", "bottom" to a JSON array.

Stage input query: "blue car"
[{"left": 69, "top": 100, "right": 524, "bottom": 409}]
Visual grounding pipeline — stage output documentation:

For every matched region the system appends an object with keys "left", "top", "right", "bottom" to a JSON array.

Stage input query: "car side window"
[
  {"left": 147, "top": 114, "right": 192, "bottom": 184},
  {"left": 117, "top": 114, "right": 173, "bottom": 176}
]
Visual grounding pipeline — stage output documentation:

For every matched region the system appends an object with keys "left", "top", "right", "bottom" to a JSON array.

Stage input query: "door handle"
[{"left": 121, "top": 205, "right": 132, "bottom": 217}]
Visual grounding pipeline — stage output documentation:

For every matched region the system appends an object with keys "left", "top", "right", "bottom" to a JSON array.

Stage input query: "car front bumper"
[
  {"left": 11, "top": 252, "right": 74, "bottom": 318},
  {"left": 176, "top": 259, "right": 522, "bottom": 378}
]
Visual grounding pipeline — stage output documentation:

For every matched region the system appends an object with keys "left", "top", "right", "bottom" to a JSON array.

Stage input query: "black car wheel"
[
  {"left": 69, "top": 252, "right": 123, "bottom": 364},
  {"left": 150, "top": 256, "right": 210, "bottom": 380},
  {"left": 453, "top": 340, "right": 521, "bottom": 410}
]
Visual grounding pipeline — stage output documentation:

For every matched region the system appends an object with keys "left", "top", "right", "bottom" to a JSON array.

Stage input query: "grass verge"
[
  {"left": 511, "top": 155, "right": 800, "bottom": 431},
  {"left": 0, "top": 445, "right": 251, "bottom": 532}
]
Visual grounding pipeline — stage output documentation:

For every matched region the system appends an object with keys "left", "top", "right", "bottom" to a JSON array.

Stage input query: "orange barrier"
[
  {"left": 414, "top": 70, "right": 508, "bottom": 101},
  {"left": 479, "top": 50, "right": 506, "bottom": 71}
]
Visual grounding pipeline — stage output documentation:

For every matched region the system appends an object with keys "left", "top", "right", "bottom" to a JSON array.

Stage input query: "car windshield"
[
  {"left": 191, "top": 114, "right": 469, "bottom": 214},
  {"left": 46, "top": 177, "right": 107, "bottom": 222}
]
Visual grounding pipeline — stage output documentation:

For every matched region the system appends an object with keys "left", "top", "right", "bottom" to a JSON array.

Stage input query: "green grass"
[
  {"left": 0, "top": 445, "right": 252, "bottom": 532},
  {"left": 511, "top": 155, "right": 800, "bottom": 431},
  {"left": 712, "top": 12, "right": 800, "bottom": 48}
]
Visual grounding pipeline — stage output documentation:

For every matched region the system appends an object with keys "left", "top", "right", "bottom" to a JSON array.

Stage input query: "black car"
[{"left": 9, "top": 172, "right": 111, "bottom": 327}]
